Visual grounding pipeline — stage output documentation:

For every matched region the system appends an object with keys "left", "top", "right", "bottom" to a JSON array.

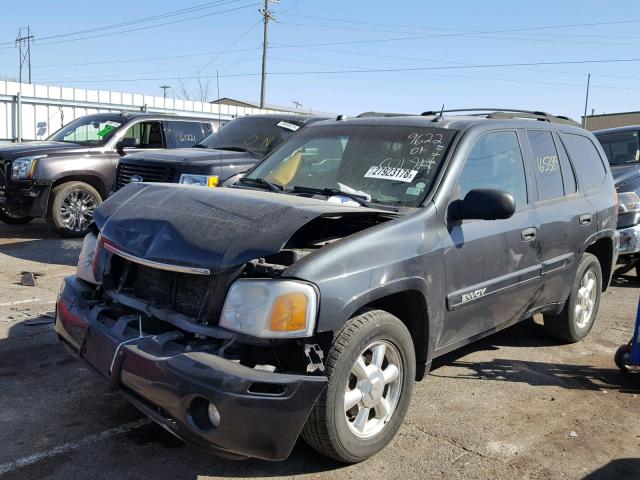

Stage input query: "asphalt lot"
[{"left": 0, "top": 220, "right": 639, "bottom": 480}]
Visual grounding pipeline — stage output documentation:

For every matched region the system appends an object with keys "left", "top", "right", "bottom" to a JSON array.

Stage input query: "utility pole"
[
  {"left": 260, "top": 0, "right": 278, "bottom": 109},
  {"left": 160, "top": 85, "right": 171, "bottom": 99},
  {"left": 15, "top": 26, "right": 34, "bottom": 84},
  {"left": 582, "top": 73, "right": 591, "bottom": 128}
]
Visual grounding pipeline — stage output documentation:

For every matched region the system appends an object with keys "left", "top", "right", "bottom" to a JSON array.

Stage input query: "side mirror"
[
  {"left": 449, "top": 189, "right": 516, "bottom": 221},
  {"left": 116, "top": 138, "right": 139, "bottom": 155}
]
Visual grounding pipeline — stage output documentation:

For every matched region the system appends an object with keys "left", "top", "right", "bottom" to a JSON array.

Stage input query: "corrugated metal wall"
[
  {"left": 583, "top": 112, "right": 640, "bottom": 131},
  {"left": 0, "top": 81, "right": 284, "bottom": 142}
]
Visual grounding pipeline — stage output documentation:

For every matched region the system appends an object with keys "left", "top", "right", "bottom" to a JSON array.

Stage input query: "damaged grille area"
[
  {"left": 104, "top": 254, "right": 241, "bottom": 323},
  {"left": 133, "top": 265, "right": 210, "bottom": 318}
]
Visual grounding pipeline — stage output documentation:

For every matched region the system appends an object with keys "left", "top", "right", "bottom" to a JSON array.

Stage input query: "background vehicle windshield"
[
  {"left": 597, "top": 131, "right": 640, "bottom": 165},
  {"left": 198, "top": 117, "right": 301, "bottom": 154},
  {"left": 247, "top": 124, "right": 457, "bottom": 208},
  {"left": 48, "top": 117, "right": 123, "bottom": 146}
]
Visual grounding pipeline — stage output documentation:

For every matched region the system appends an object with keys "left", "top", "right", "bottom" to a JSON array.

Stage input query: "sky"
[{"left": 1, "top": 0, "right": 640, "bottom": 119}]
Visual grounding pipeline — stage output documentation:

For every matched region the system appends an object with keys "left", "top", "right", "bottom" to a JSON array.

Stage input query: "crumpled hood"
[
  {"left": 611, "top": 164, "right": 640, "bottom": 189},
  {"left": 122, "top": 148, "right": 261, "bottom": 167},
  {"left": 0, "top": 141, "right": 83, "bottom": 159},
  {"left": 93, "top": 183, "right": 389, "bottom": 272}
]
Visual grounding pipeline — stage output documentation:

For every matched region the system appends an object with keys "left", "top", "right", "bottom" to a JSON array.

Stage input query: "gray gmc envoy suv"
[{"left": 55, "top": 109, "right": 618, "bottom": 463}]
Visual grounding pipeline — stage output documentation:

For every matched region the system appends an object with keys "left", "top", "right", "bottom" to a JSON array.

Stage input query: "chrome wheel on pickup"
[
  {"left": 302, "top": 310, "right": 415, "bottom": 463},
  {"left": 47, "top": 181, "right": 102, "bottom": 237}
]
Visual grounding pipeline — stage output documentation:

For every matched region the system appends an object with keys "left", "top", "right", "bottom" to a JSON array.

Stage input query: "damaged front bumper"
[{"left": 54, "top": 275, "right": 328, "bottom": 461}]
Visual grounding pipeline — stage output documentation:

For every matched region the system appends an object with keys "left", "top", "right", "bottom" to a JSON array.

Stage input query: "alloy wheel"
[
  {"left": 344, "top": 340, "right": 403, "bottom": 439},
  {"left": 575, "top": 269, "right": 597, "bottom": 329}
]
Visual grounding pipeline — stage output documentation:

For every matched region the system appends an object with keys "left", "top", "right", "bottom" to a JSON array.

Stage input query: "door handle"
[
  {"left": 579, "top": 214, "right": 592, "bottom": 225},
  {"left": 521, "top": 227, "right": 537, "bottom": 242}
]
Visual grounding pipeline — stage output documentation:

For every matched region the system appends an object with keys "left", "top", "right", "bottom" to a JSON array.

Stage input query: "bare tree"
[{"left": 177, "top": 77, "right": 211, "bottom": 102}]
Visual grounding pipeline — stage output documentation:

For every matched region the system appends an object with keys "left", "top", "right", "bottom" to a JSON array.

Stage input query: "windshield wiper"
[
  {"left": 290, "top": 186, "right": 373, "bottom": 208},
  {"left": 237, "top": 176, "right": 283, "bottom": 192},
  {"left": 192, "top": 144, "right": 207, "bottom": 148}
]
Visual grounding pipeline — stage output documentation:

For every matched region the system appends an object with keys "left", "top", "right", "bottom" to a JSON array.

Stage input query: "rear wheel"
[
  {"left": 543, "top": 253, "right": 602, "bottom": 342},
  {"left": 0, "top": 208, "right": 33, "bottom": 224},
  {"left": 302, "top": 310, "right": 415, "bottom": 463},
  {"left": 47, "top": 181, "right": 101, "bottom": 237},
  {"left": 614, "top": 344, "right": 632, "bottom": 373}
]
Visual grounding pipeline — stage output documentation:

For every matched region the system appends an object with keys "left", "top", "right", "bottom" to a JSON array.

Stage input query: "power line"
[
  {"left": 278, "top": 12, "right": 640, "bottom": 36},
  {"left": 0, "top": 0, "right": 245, "bottom": 46},
  {"left": 36, "top": 55, "right": 640, "bottom": 85},
  {"left": 0, "top": 1, "right": 259, "bottom": 50},
  {"left": 279, "top": 21, "right": 640, "bottom": 48}
]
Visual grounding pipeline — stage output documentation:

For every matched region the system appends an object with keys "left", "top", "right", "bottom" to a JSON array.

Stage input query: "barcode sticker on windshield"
[
  {"left": 276, "top": 121, "right": 300, "bottom": 131},
  {"left": 364, "top": 166, "right": 418, "bottom": 183}
]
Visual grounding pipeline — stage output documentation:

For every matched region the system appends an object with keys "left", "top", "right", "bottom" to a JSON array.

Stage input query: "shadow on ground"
[
  {"left": 0, "top": 220, "right": 82, "bottom": 267},
  {"left": 583, "top": 458, "right": 640, "bottom": 479}
]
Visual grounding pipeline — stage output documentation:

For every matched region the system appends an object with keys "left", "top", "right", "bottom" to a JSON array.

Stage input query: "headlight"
[
  {"left": 76, "top": 232, "right": 100, "bottom": 284},
  {"left": 12, "top": 155, "right": 45, "bottom": 181},
  {"left": 618, "top": 192, "right": 640, "bottom": 214},
  {"left": 220, "top": 280, "right": 318, "bottom": 338},
  {"left": 179, "top": 174, "right": 219, "bottom": 187}
]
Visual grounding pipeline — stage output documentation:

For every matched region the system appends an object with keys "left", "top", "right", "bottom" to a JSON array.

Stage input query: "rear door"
[
  {"left": 522, "top": 129, "right": 595, "bottom": 308},
  {"left": 440, "top": 130, "right": 542, "bottom": 349}
]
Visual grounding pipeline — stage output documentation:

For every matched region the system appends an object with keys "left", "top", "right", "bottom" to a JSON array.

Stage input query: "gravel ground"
[{"left": 0, "top": 220, "right": 638, "bottom": 480}]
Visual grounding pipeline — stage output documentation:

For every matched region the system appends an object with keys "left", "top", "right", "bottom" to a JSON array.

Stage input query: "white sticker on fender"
[{"left": 364, "top": 166, "right": 418, "bottom": 183}]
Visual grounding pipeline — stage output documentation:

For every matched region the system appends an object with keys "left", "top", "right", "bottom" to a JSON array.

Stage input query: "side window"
[
  {"left": 122, "top": 121, "right": 165, "bottom": 149},
  {"left": 457, "top": 131, "right": 528, "bottom": 208},
  {"left": 169, "top": 121, "right": 207, "bottom": 147},
  {"left": 526, "top": 130, "right": 564, "bottom": 201},
  {"left": 561, "top": 133, "right": 607, "bottom": 191},
  {"left": 553, "top": 132, "right": 577, "bottom": 195}
]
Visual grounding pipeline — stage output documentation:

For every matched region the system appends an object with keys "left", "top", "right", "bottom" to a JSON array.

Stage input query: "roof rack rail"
[
  {"left": 356, "top": 111, "right": 412, "bottom": 118},
  {"left": 419, "top": 108, "right": 580, "bottom": 126}
]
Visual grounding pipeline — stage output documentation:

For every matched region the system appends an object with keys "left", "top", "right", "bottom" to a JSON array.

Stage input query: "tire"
[
  {"left": 47, "top": 181, "right": 102, "bottom": 237},
  {"left": 301, "top": 310, "right": 416, "bottom": 463},
  {"left": 543, "top": 252, "right": 602, "bottom": 343},
  {"left": 614, "top": 344, "right": 632, "bottom": 373},
  {"left": 0, "top": 208, "right": 33, "bottom": 225}
]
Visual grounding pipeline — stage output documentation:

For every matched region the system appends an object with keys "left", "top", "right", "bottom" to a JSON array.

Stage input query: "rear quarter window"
[
  {"left": 168, "top": 121, "right": 208, "bottom": 147},
  {"left": 560, "top": 133, "right": 607, "bottom": 191}
]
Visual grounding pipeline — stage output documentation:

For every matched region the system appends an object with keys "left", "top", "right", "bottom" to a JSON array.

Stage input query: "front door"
[{"left": 439, "top": 130, "right": 542, "bottom": 350}]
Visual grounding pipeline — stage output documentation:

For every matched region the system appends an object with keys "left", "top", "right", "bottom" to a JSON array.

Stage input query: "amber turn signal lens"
[
  {"left": 207, "top": 176, "right": 219, "bottom": 187},
  {"left": 269, "top": 292, "right": 308, "bottom": 332}
]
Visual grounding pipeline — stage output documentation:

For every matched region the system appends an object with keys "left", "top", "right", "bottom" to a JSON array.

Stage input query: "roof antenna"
[{"left": 431, "top": 104, "right": 445, "bottom": 122}]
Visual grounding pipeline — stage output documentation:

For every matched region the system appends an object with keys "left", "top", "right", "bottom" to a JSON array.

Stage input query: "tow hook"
[{"left": 304, "top": 344, "right": 325, "bottom": 373}]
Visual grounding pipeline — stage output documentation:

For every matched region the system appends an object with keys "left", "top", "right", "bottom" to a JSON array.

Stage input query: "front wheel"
[
  {"left": 0, "top": 208, "right": 33, "bottom": 225},
  {"left": 543, "top": 252, "right": 602, "bottom": 342},
  {"left": 302, "top": 310, "right": 415, "bottom": 463},
  {"left": 47, "top": 181, "right": 101, "bottom": 237},
  {"left": 614, "top": 345, "right": 632, "bottom": 373}
]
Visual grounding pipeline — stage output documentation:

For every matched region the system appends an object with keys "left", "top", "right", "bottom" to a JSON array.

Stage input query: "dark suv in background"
[
  {"left": 594, "top": 126, "right": 640, "bottom": 276},
  {"left": 56, "top": 109, "right": 617, "bottom": 463},
  {"left": 0, "top": 112, "right": 220, "bottom": 236},
  {"left": 115, "top": 114, "right": 328, "bottom": 190}
]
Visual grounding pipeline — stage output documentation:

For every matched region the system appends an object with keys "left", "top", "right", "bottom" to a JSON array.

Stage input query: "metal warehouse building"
[{"left": 583, "top": 111, "right": 640, "bottom": 131}]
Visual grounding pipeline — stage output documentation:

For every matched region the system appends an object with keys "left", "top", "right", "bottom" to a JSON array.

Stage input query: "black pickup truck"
[
  {"left": 0, "top": 112, "right": 219, "bottom": 236},
  {"left": 115, "top": 114, "right": 328, "bottom": 190}
]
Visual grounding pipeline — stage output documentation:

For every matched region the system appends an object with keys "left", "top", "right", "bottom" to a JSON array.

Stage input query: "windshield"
[
  {"left": 596, "top": 131, "right": 640, "bottom": 165},
  {"left": 197, "top": 117, "right": 302, "bottom": 154},
  {"left": 246, "top": 124, "right": 457, "bottom": 208},
  {"left": 48, "top": 117, "right": 123, "bottom": 146}
]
